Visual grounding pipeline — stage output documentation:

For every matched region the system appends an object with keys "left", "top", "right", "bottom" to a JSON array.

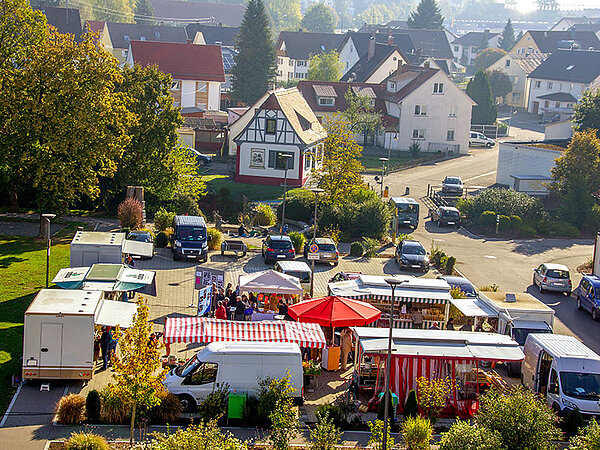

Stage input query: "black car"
[
  {"left": 188, "top": 148, "right": 212, "bottom": 166},
  {"left": 430, "top": 206, "right": 461, "bottom": 227},
  {"left": 262, "top": 235, "right": 295, "bottom": 264},
  {"left": 395, "top": 240, "right": 429, "bottom": 272}
]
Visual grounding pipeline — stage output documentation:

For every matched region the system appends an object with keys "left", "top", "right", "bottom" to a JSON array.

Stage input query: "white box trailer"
[
  {"left": 70, "top": 231, "right": 153, "bottom": 266},
  {"left": 22, "top": 289, "right": 137, "bottom": 380}
]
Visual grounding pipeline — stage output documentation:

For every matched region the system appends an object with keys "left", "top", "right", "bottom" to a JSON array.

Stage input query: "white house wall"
[
  {"left": 339, "top": 38, "right": 360, "bottom": 76},
  {"left": 366, "top": 51, "right": 405, "bottom": 83},
  {"left": 208, "top": 81, "right": 220, "bottom": 110},
  {"left": 528, "top": 78, "right": 586, "bottom": 114},
  {"left": 496, "top": 141, "right": 562, "bottom": 187},
  {"left": 181, "top": 80, "right": 196, "bottom": 108},
  {"left": 238, "top": 142, "right": 301, "bottom": 179}
]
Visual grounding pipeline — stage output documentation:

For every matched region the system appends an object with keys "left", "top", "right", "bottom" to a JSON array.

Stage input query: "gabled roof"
[
  {"left": 340, "top": 42, "right": 401, "bottom": 82},
  {"left": 536, "top": 92, "right": 578, "bottom": 102},
  {"left": 34, "top": 6, "right": 82, "bottom": 39},
  {"left": 528, "top": 49, "right": 600, "bottom": 83},
  {"left": 570, "top": 23, "right": 600, "bottom": 33},
  {"left": 106, "top": 22, "right": 188, "bottom": 49},
  {"left": 452, "top": 31, "right": 499, "bottom": 47},
  {"left": 527, "top": 30, "right": 600, "bottom": 53},
  {"left": 84, "top": 20, "right": 105, "bottom": 34},
  {"left": 383, "top": 65, "right": 441, "bottom": 102},
  {"left": 186, "top": 23, "right": 239, "bottom": 47},
  {"left": 130, "top": 41, "right": 225, "bottom": 82},
  {"left": 149, "top": 0, "right": 245, "bottom": 27},
  {"left": 342, "top": 31, "right": 415, "bottom": 60},
  {"left": 297, "top": 80, "right": 387, "bottom": 114},
  {"left": 276, "top": 31, "right": 345, "bottom": 60},
  {"left": 508, "top": 54, "right": 546, "bottom": 74}
]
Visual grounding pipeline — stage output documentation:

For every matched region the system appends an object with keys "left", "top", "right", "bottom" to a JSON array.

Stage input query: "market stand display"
[{"left": 238, "top": 270, "right": 304, "bottom": 320}]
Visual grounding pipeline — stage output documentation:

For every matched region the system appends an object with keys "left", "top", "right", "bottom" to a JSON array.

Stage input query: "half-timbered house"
[{"left": 233, "top": 88, "right": 327, "bottom": 186}]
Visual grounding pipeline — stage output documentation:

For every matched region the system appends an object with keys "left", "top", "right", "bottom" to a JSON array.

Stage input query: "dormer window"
[
  {"left": 124, "top": 35, "right": 130, "bottom": 42},
  {"left": 171, "top": 81, "right": 180, "bottom": 91},
  {"left": 140, "top": 36, "right": 146, "bottom": 41},
  {"left": 388, "top": 81, "right": 396, "bottom": 92},
  {"left": 318, "top": 97, "right": 334, "bottom": 106}
]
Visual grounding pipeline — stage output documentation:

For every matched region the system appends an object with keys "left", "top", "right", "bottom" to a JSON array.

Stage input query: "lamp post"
[
  {"left": 382, "top": 277, "right": 405, "bottom": 450},
  {"left": 309, "top": 188, "right": 324, "bottom": 298},
  {"left": 379, "top": 157, "right": 388, "bottom": 197},
  {"left": 507, "top": 106, "right": 517, "bottom": 138},
  {"left": 42, "top": 214, "right": 56, "bottom": 287},
  {"left": 279, "top": 154, "right": 293, "bottom": 234},
  {"left": 387, "top": 134, "right": 398, "bottom": 176}
]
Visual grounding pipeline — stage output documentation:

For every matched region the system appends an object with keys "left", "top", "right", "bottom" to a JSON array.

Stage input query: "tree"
[
  {"left": 314, "top": 117, "right": 365, "bottom": 205},
  {"left": 90, "top": 0, "right": 134, "bottom": 22},
  {"left": 232, "top": 0, "right": 276, "bottom": 105},
  {"left": 474, "top": 47, "right": 506, "bottom": 69},
  {"left": 466, "top": 69, "right": 497, "bottom": 125},
  {"left": 573, "top": 88, "right": 600, "bottom": 134},
  {"left": 307, "top": 51, "right": 343, "bottom": 81},
  {"left": 264, "top": 0, "right": 301, "bottom": 32},
  {"left": 110, "top": 298, "right": 167, "bottom": 444},
  {"left": 488, "top": 69, "right": 512, "bottom": 102},
  {"left": 341, "top": 89, "right": 383, "bottom": 146},
  {"left": 407, "top": 0, "right": 444, "bottom": 30},
  {"left": 358, "top": 4, "right": 397, "bottom": 25},
  {"left": 551, "top": 130, "right": 600, "bottom": 228},
  {"left": 499, "top": 18, "right": 516, "bottom": 51},
  {"left": 301, "top": 3, "right": 337, "bottom": 32},
  {"left": 416, "top": 377, "right": 455, "bottom": 424},
  {"left": 479, "top": 29, "right": 491, "bottom": 51},
  {"left": 134, "top": 0, "right": 155, "bottom": 25}
]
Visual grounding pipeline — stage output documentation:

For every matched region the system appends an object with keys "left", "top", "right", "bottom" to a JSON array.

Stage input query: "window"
[
  {"left": 570, "top": 83, "right": 573, "bottom": 91},
  {"left": 288, "top": 72, "right": 293, "bottom": 79},
  {"left": 544, "top": 100, "right": 550, "bottom": 108},
  {"left": 277, "top": 57, "right": 283, "bottom": 65},
  {"left": 289, "top": 59, "right": 294, "bottom": 66},
  {"left": 534, "top": 80, "right": 541, "bottom": 88},
  {"left": 547, "top": 81, "right": 553, "bottom": 89},
  {"left": 471, "top": 46, "right": 478, "bottom": 54},
  {"left": 555, "top": 102, "right": 561, "bottom": 108},
  {"left": 512, "top": 92, "right": 521, "bottom": 101},
  {"left": 350, "top": 45, "right": 353, "bottom": 53},
  {"left": 318, "top": 97, "right": 334, "bottom": 106},
  {"left": 265, "top": 118, "right": 276, "bottom": 134},
  {"left": 567, "top": 103, "right": 574, "bottom": 108},
  {"left": 196, "top": 82, "right": 207, "bottom": 92},
  {"left": 122, "top": 49, "right": 128, "bottom": 58},
  {"left": 513, "top": 76, "right": 519, "bottom": 84},
  {"left": 123, "top": 35, "right": 130, "bottom": 42},
  {"left": 414, "top": 105, "right": 427, "bottom": 116},
  {"left": 297, "top": 60, "right": 307, "bottom": 67},
  {"left": 268, "top": 151, "right": 295, "bottom": 170},
  {"left": 433, "top": 83, "right": 444, "bottom": 94},
  {"left": 183, "top": 362, "right": 218, "bottom": 385},
  {"left": 171, "top": 80, "right": 180, "bottom": 90},
  {"left": 505, "top": 59, "right": 511, "bottom": 67},
  {"left": 388, "top": 81, "right": 396, "bottom": 92},
  {"left": 454, "top": 45, "right": 459, "bottom": 51},
  {"left": 412, "top": 129, "right": 425, "bottom": 139},
  {"left": 140, "top": 36, "right": 146, "bottom": 41},
  {"left": 449, "top": 105, "right": 457, "bottom": 117},
  {"left": 446, "top": 130, "right": 455, "bottom": 141}
]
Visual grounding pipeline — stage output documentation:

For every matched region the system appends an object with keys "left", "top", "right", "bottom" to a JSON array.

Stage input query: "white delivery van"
[
  {"left": 163, "top": 341, "right": 303, "bottom": 412},
  {"left": 70, "top": 231, "right": 153, "bottom": 266},
  {"left": 522, "top": 334, "right": 600, "bottom": 417}
]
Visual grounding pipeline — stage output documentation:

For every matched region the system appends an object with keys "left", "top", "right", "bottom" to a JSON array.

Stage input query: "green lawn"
[
  {"left": 0, "top": 225, "right": 79, "bottom": 414},
  {"left": 360, "top": 153, "right": 417, "bottom": 171},
  {"left": 203, "top": 174, "right": 304, "bottom": 202}
]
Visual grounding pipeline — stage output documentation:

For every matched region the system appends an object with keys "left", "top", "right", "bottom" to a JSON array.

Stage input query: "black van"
[{"left": 171, "top": 215, "right": 210, "bottom": 262}]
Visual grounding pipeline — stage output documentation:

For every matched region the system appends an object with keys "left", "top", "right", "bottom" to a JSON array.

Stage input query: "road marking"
[
  {"left": 484, "top": 255, "right": 497, "bottom": 259},
  {"left": 464, "top": 171, "right": 496, "bottom": 183},
  {"left": 0, "top": 382, "right": 22, "bottom": 427}
]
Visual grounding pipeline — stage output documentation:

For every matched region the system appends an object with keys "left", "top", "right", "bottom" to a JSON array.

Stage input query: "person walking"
[
  {"left": 215, "top": 301, "right": 227, "bottom": 320},
  {"left": 411, "top": 308, "right": 423, "bottom": 329},
  {"left": 234, "top": 296, "right": 246, "bottom": 321},
  {"left": 446, "top": 317, "right": 455, "bottom": 330},
  {"left": 107, "top": 327, "right": 118, "bottom": 365},
  {"left": 100, "top": 326, "right": 110, "bottom": 370},
  {"left": 340, "top": 328, "right": 353, "bottom": 371}
]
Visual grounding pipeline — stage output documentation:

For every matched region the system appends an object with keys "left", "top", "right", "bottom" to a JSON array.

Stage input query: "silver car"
[
  {"left": 469, "top": 132, "right": 495, "bottom": 147},
  {"left": 304, "top": 237, "right": 339, "bottom": 265},
  {"left": 533, "top": 263, "right": 572, "bottom": 295}
]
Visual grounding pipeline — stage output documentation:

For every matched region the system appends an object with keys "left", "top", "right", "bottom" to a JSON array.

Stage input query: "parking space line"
[{"left": 0, "top": 383, "right": 22, "bottom": 428}]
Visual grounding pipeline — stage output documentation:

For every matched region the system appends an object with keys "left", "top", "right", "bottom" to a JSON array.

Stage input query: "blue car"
[
  {"left": 576, "top": 274, "right": 600, "bottom": 320},
  {"left": 262, "top": 235, "right": 295, "bottom": 265}
]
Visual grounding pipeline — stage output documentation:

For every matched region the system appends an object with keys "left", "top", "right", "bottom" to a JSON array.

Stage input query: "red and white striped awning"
[{"left": 164, "top": 317, "right": 326, "bottom": 348}]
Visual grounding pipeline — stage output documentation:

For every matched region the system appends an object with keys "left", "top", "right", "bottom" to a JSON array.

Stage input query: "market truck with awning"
[{"left": 22, "top": 289, "right": 137, "bottom": 380}]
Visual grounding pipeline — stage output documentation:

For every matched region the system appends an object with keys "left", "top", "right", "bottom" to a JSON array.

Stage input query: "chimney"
[
  {"left": 368, "top": 36, "right": 375, "bottom": 61},
  {"left": 387, "top": 34, "right": 394, "bottom": 45},
  {"left": 397, "top": 58, "right": 404, "bottom": 73}
]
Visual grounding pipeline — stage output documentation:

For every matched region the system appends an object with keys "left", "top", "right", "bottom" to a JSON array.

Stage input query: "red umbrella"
[{"left": 288, "top": 296, "right": 381, "bottom": 327}]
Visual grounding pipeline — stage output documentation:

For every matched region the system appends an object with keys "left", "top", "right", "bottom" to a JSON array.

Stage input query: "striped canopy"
[{"left": 164, "top": 317, "right": 326, "bottom": 348}]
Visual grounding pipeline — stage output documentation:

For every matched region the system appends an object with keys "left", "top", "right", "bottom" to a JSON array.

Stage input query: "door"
[
  {"left": 547, "top": 368, "right": 560, "bottom": 407},
  {"left": 536, "top": 351, "right": 552, "bottom": 395},
  {"left": 182, "top": 361, "right": 219, "bottom": 401},
  {"left": 533, "top": 101, "right": 539, "bottom": 114},
  {"left": 40, "top": 323, "right": 63, "bottom": 367},
  {"left": 534, "top": 264, "right": 544, "bottom": 286}
]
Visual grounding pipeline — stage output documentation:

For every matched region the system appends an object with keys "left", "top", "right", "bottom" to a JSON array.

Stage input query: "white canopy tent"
[{"left": 239, "top": 270, "right": 303, "bottom": 296}]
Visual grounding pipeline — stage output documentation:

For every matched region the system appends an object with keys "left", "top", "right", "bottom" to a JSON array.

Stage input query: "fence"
[{"left": 470, "top": 125, "right": 498, "bottom": 139}]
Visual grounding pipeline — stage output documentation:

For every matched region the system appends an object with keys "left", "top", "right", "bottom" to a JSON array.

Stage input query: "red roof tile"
[
  {"left": 84, "top": 20, "right": 105, "bottom": 34},
  {"left": 130, "top": 41, "right": 225, "bottom": 82},
  {"left": 297, "top": 80, "right": 387, "bottom": 114}
]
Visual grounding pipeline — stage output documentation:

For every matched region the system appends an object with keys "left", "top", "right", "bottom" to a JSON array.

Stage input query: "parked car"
[
  {"left": 303, "top": 237, "right": 339, "bottom": 265},
  {"left": 441, "top": 176, "right": 464, "bottom": 195},
  {"left": 469, "top": 132, "right": 495, "bottom": 147},
  {"left": 395, "top": 240, "right": 429, "bottom": 272},
  {"left": 275, "top": 261, "right": 312, "bottom": 284},
  {"left": 328, "top": 272, "right": 362, "bottom": 283},
  {"left": 262, "top": 235, "right": 295, "bottom": 264},
  {"left": 437, "top": 275, "right": 477, "bottom": 297},
  {"left": 576, "top": 274, "right": 600, "bottom": 320},
  {"left": 126, "top": 230, "right": 154, "bottom": 259},
  {"left": 188, "top": 148, "right": 212, "bottom": 165},
  {"left": 533, "top": 263, "right": 572, "bottom": 295},
  {"left": 430, "top": 206, "right": 461, "bottom": 227}
]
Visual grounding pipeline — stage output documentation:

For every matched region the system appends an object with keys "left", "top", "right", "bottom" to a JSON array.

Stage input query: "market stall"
[
  {"left": 329, "top": 275, "right": 451, "bottom": 329},
  {"left": 238, "top": 270, "right": 304, "bottom": 320},
  {"left": 351, "top": 327, "right": 525, "bottom": 418}
]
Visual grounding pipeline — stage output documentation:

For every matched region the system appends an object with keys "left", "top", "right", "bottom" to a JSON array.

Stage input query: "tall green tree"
[
  {"left": 466, "top": 69, "right": 497, "bottom": 125},
  {"left": 479, "top": 29, "right": 491, "bottom": 51},
  {"left": 264, "top": 0, "right": 301, "bottom": 32},
  {"left": 90, "top": 0, "right": 134, "bottom": 22},
  {"left": 232, "top": 0, "right": 276, "bottom": 105},
  {"left": 487, "top": 69, "right": 512, "bottom": 102},
  {"left": 307, "top": 51, "right": 343, "bottom": 81},
  {"left": 134, "top": 0, "right": 155, "bottom": 25},
  {"left": 499, "top": 18, "right": 515, "bottom": 51},
  {"left": 573, "top": 88, "right": 600, "bottom": 135},
  {"left": 341, "top": 89, "right": 383, "bottom": 146},
  {"left": 407, "top": 0, "right": 444, "bottom": 30},
  {"left": 301, "top": 3, "right": 337, "bottom": 32}
]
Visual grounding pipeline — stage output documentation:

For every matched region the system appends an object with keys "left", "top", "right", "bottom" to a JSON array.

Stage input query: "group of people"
[
  {"left": 97, "top": 326, "right": 118, "bottom": 371},
  {"left": 211, "top": 282, "right": 257, "bottom": 321},
  {"left": 427, "top": 317, "right": 492, "bottom": 331}
]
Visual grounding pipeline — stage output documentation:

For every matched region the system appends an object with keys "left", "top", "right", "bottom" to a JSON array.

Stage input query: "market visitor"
[
  {"left": 429, "top": 321, "right": 440, "bottom": 330},
  {"left": 446, "top": 317, "right": 455, "bottom": 330},
  {"left": 100, "top": 326, "right": 110, "bottom": 370},
  {"left": 278, "top": 299, "right": 288, "bottom": 317},
  {"left": 410, "top": 308, "right": 423, "bottom": 329},
  {"left": 460, "top": 320, "right": 473, "bottom": 331},
  {"left": 340, "top": 327, "right": 353, "bottom": 370},
  {"left": 215, "top": 301, "right": 227, "bottom": 320},
  {"left": 234, "top": 296, "right": 246, "bottom": 321}
]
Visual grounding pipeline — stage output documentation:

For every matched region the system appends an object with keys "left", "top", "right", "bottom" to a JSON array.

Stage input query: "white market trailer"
[
  {"left": 22, "top": 289, "right": 137, "bottom": 380},
  {"left": 70, "top": 231, "right": 152, "bottom": 267}
]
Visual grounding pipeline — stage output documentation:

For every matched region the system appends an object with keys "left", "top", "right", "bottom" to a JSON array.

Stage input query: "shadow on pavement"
[
  {"left": 424, "top": 221, "right": 460, "bottom": 234},
  {"left": 512, "top": 238, "right": 593, "bottom": 256}
]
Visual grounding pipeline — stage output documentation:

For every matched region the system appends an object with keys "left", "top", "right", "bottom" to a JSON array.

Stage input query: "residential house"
[
  {"left": 451, "top": 31, "right": 501, "bottom": 66},
  {"left": 527, "top": 49, "right": 600, "bottom": 118},
  {"left": 101, "top": 23, "right": 188, "bottom": 63},
  {"left": 127, "top": 41, "right": 224, "bottom": 115},
  {"left": 149, "top": 0, "right": 245, "bottom": 27},
  {"left": 33, "top": 6, "right": 82, "bottom": 40},
  {"left": 84, "top": 20, "right": 106, "bottom": 36},
  {"left": 400, "top": 29, "right": 455, "bottom": 68},
  {"left": 551, "top": 17, "right": 600, "bottom": 31},
  {"left": 233, "top": 88, "right": 327, "bottom": 186},
  {"left": 275, "top": 32, "right": 345, "bottom": 82},
  {"left": 512, "top": 30, "right": 600, "bottom": 56},
  {"left": 187, "top": 24, "right": 239, "bottom": 47},
  {"left": 340, "top": 39, "right": 408, "bottom": 84},
  {"left": 488, "top": 53, "right": 545, "bottom": 108}
]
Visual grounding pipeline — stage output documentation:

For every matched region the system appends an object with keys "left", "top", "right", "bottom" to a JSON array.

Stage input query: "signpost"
[{"left": 191, "top": 266, "right": 225, "bottom": 309}]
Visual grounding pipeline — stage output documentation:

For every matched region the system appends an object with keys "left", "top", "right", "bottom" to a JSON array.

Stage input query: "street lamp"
[
  {"left": 378, "top": 157, "right": 388, "bottom": 197},
  {"left": 309, "top": 188, "right": 324, "bottom": 298},
  {"left": 382, "top": 277, "right": 405, "bottom": 450},
  {"left": 279, "top": 153, "right": 293, "bottom": 234},
  {"left": 42, "top": 213, "right": 56, "bottom": 287}
]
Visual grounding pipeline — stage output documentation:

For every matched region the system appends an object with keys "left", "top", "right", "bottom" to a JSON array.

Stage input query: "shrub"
[
  {"left": 402, "top": 415, "right": 433, "bottom": 450},
  {"left": 509, "top": 215, "right": 523, "bottom": 231},
  {"left": 258, "top": 374, "right": 294, "bottom": 427},
  {"left": 100, "top": 388, "right": 129, "bottom": 424},
  {"left": 154, "top": 208, "right": 176, "bottom": 232},
  {"left": 197, "top": 385, "right": 229, "bottom": 423},
  {"left": 55, "top": 394, "right": 85, "bottom": 425},
  {"left": 475, "top": 387, "right": 561, "bottom": 450},
  {"left": 444, "top": 256, "right": 456, "bottom": 275},
  {"left": 403, "top": 389, "right": 418, "bottom": 419},
  {"left": 207, "top": 227, "right": 223, "bottom": 251},
  {"left": 450, "top": 286, "right": 467, "bottom": 299},
  {"left": 497, "top": 122, "right": 508, "bottom": 135},
  {"left": 478, "top": 211, "right": 497, "bottom": 229},
  {"left": 519, "top": 224, "right": 536, "bottom": 237},
  {"left": 416, "top": 377, "right": 454, "bottom": 424},
  {"left": 86, "top": 390, "right": 101, "bottom": 424},
  {"left": 269, "top": 396, "right": 299, "bottom": 450},
  {"left": 548, "top": 221, "right": 580, "bottom": 238},
  {"left": 466, "top": 188, "right": 545, "bottom": 224},
  {"left": 438, "top": 422, "right": 503, "bottom": 450},
  {"left": 243, "top": 395, "right": 260, "bottom": 427},
  {"left": 409, "top": 141, "right": 421, "bottom": 157},
  {"left": 149, "top": 419, "right": 247, "bottom": 450},
  {"left": 377, "top": 390, "right": 395, "bottom": 422},
  {"left": 118, "top": 198, "right": 143, "bottom": 230},
  {"left": 498, "top": 215, "right": 511, "bottom": 232},
  {"left": 455, "top": 197, "right": 475, "bottom": 221},
  {"left": 316, "top": 397, "right": 357, "bottom": 430},
  {"left": 289, "top": 231, "right": 305, "bottom": 254},
  {"left": 479, "top": 283, "right": 499, "bottom": 292},
  {"left": 569, "top": 418, "right": 600, "bottom": 449},
  {"left": 150, "top": 390, "right": 182, "bottom": 425},
  {"left": 155, "top": 231, "right": 169, "bottom": 248},
  {"left": 362, "top": 237, "right": 379, "bottom": 258},
  {"left": 368, "top": 419, "right": 395, "bottom": 450},
  {"left": 561, "top": 407, "right": 585, "bottom": 438},
  {"left": 320, "top": 226, "right": 341, "bottom": 244},
  {"left": 353, "top": 198, "right": 391, "bottom": 239},
  {"left": 66, "top": 432, "right": 109, "bottom": 450},
  {"left": 350, "top": 241, "right": 364, "bottom": 257},
  {"left": 429, "top": 246, "right": 446, "bottom": 267},
  {"left": 255, "top": 203, "right": 276, "bottom": 226},
  {"left": 173, "top": 192, "right": 202, "bottom": 216},
  {"left": 310, "top": 410, "right": 342, "bottom": 450},
  {"left": 277, "top": 189, "right": 315, "bottom": 223}
]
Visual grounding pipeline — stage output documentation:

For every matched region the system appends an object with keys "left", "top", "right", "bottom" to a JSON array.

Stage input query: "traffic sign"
[
  {"left": 307, "top": 253, "right": 319, "bottom": 260},
  {"left": 309, "top": 244, "right": 319, "bottom": 253}
]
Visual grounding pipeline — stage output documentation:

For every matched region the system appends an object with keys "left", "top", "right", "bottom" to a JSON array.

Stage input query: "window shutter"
[{"left": 268, "top": 150, "right": 276, "bottom": 168}]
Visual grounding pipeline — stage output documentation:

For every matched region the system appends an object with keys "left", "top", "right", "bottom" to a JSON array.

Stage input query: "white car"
[
  {"left": 469, "top": 132, "right": 495, "bottom": 147},
  {"left": 441, "top": 176, "right": 464, "bottom": 195}
]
